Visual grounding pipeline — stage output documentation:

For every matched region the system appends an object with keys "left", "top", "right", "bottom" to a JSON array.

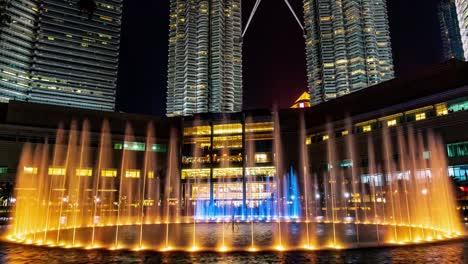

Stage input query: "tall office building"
[
  {"left": 0, "top": 0, "right": 39, "bottom": 102},
  {"left": 166, "top": 0, "right": 242, "bottom": 117},
  {"left": 438, "top": 0, "right": 464, "bottom": 61},
  {"left": 303, "top": 0, "right": 394, "bottom": 105},
  {"left": 456, "top": 0, "right": 468, "bottom": 60},
  {"left": 0, "top": 0, "right": 122, "bottom": 111}
]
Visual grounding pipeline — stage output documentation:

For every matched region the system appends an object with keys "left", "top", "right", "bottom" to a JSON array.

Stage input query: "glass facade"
[
  {"left": 181, "top": 118, "right": 277, "bottom": 220},
  {"left": 114, "top": 142, "right": 167, "bottom": 153},
  {"left": 455, "top": 0, "right": 468, "bottom": 60},
  {"left": 447, "top": 141, "right": 468, "bottom": 158},
  {"left": 303, "top": 0, "right": 394, "bottom": 105},
  {"left": 308, "top": 97, "right": 468, "bottom": 143},
  {"left": 166, "top": 0, "right": 242, "bottom": 116},
  {"left": 449, "top": 164, "right": 468, "bottom": 181},
  {"left": 439, "top": 0, "right": 465, "bottom": 61},
  {"left": 0, "top": 0, "right": 122, "bottom": 110}
]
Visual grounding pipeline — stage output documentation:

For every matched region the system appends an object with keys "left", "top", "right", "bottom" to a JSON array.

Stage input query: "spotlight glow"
[
  {"left": 248, "top": 247, "right": 258, "bottom": 252},
  {"left": 275, "top": 245, "right": 285, "bottom": 251},
  {"left": 189, "top": 246, "right": 199, "bottom": 252},
  {"left": 218, "top": 246, "right": 229, "bottom": 252}
]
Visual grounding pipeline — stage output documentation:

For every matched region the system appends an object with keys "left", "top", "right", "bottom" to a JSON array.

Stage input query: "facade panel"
[
  {"left": 0, "top": 0, "right": 122, "bottom": 111},
  {"left": 456, "top": 0, "right": 468, "bottom": 60},
  {"left": 439, "top": 0, "right": 465, "bottom": 61},
  {"left": 303, "top": 0, "right": 394, "bottom": 105},
  {"left": 166, "top": 0, "right": 242, "bottom": 116}
]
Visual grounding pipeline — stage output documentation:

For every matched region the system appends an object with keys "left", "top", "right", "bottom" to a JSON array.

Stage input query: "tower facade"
[
  {"left": 166, "top": 0, "right": 242, "bottom": 117},
  {"left": 0, "top": 0, "right": 122, "bottom": 111},
  {"left": 456, "top": 0, "right": 468, "bottom": 60},
  {"left": 439, "top": 0, "right": 464, "bottom": 61},
  {"left": 303, "top": 0, "right": 394, "bottom": 105},
  {"left": 0, "top": 0, "right": 39, "bottom": 102}
]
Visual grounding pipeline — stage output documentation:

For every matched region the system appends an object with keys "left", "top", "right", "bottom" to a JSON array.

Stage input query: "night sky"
[{"left": 116, "top": 0, "right": 443, "bottom": 116}]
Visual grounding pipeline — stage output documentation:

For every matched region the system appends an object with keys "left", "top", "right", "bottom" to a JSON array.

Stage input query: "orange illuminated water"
[{"left": 6, "top": 117, "right": 462, "bottom": 252}]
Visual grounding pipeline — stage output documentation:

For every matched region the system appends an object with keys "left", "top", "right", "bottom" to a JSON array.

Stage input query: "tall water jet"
[
  {"left": 299, "top": 113, "right": 314, "bottom": 248},
  {"left": 115, "top": 123, "right": 138, "bottom": 248},
  {"left": 71, "top": 120, "right": 91, "bottom": 247},
  {"left": 139, "top": 122, "right": 156, "bottom": 249},
  {"left": 345, "top": 117, "right": 360, "bottom": 244},
  {"left": 56, "top": 121, "right": 79, "bottom": 245},
  {"left": 91, "top": 120, "right": 112, "bottom": 247},
  {"left": 382, "top": 126, "right": 398, "bottom": 242},
  {"left": 325, "top": 122, "right": 338, "bottom": 247},
  {"left": 163, "top": 128, "right": 180, "bottom": 250},
  {"left": 272, "top": 111, "right": 284, "bottom": 250},
  {"left": 396, "top": 127, "right": 413, "bottom": 241}
]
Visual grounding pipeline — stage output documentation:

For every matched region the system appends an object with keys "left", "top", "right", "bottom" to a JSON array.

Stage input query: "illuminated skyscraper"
[
  {"left": 30, "top": 0, "right": 122, "bottom": 110},
  {"left": 438, "top": 0, "right": 464, "bottom": 61},
  {"left": 166, "top": 0, "right": 242, "bottom": 116},
  {"left": 456, "top": 0, "right": 468, "bottom": 60},
  {"left": 0, "top": 0, "right": 39, "bottom": 102},
  {"left": 303, "top": 0, "right": 394, "bottom": 105},
  {"left": 0, "top": 0, "right": 122, "bottom": 111}
]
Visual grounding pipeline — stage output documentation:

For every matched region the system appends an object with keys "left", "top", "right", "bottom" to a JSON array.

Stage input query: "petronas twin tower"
[
  {"left": 166, "top": 0, "right": 242, "bottom": 116},
  {"left": 166, "top": 0, "right": 394, "bottom": 116}
]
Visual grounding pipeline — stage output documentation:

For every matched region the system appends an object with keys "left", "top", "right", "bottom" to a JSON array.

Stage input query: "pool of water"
[{"left": 0, "top": 239, "right": 467, "bottom": 264}]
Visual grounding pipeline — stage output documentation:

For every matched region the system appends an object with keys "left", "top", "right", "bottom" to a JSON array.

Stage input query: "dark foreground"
[{"left": 0, "top": 239, "right": 467, "bottom": 264}]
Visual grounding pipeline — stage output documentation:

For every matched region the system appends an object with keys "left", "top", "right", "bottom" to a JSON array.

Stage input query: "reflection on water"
[{"left": 0, "top": 240, "right": 467, "bottom": 264}]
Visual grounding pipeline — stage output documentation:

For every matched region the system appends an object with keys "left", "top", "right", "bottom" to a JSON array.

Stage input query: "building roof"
[
  {"left": 290, "top": 92, "right": 311, "bottom": 108},
  {"left": 0, "top": 101, "right": 181, "bottom": 138},
  {"left": 280, "top": 59, "right": 468, "bottom": 131}
]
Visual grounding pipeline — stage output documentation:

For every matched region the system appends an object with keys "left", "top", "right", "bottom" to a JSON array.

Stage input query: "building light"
[
  {"left": 114, "top": 142, "right": 146, "bottom": 151},
  {"left": 23, "top": 167, "right": 38, "bottom": 174},
  {"left": 387, "top": 119, "right": 397, "bottom": 127},
  {"left": 363, "top": 125, "right": 372, "bottom": 132},
  {"left": 125, "top": 170, "right": 140, "bottom": 179},
  {"left": 254, "top": 153, "right": 269, "bottom": 163},
  {"left": 101, "top": 169, "right": 117, "bottom": 177},
  {"left": 148, "top": 171, "right": 155, "bottom": 179},
  {"left": 76, "top": 168, "right": 92, "bottom": 177},
  {"left": 341, "top": 130, "right": 349, "bottom": 136},
  {"left": 415, "top": 113, "right": 426, "bottom": 121},
  {"left": 322, "top": 135, "right": 329, "bottom": 141},
  {"left": 48, "top": 167, "right": 66, "bottom": 176},
  {"left": 435, "top": 103, "right": 448, "bottom": 116}
]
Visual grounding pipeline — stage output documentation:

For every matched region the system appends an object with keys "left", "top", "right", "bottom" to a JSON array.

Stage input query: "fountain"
[{"left": 5, "top": 113, "right": 462, "bottom": 252}]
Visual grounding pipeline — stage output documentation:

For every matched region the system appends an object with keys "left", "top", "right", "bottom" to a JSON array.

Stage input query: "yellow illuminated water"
[{"left": 6, "top": 118, "right": 463, "bottom": 252}]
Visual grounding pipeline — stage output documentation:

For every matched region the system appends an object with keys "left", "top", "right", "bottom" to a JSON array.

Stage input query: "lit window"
[
  {"left": 387, "top": 119, "right": 397, "bottom": 127},
  {"left": 306, "top": 137, "right": 312, "bottom": 145},
  {"left": 341, "top": 130, "right": 349, "bottom": 136},
  {"left": 23, "top": 166, "right": 38, "bottom": 174},
  {"left": 151, "top": 144, "right": 167, "bottom": 153},
  {"left": 114, "top": 142, "right": 146, "bottom": 151},
  {"left": 447, "top": 141, "right": 468, "bottom": 158},
  {"left": 0, "top": 167, "right": 7, "bottom": 174},
  {"left": 363, "top": 125, "right": 372, "bottom": 132},
  {"left": 435, "top": 103, "right": 448, "bottom": 116},
  {"left": 423, "top": 151, "right": 431, "bottom": 160},
  {"left": 213, "top": 123, "right": 242, "bottom": 135},
  {"left": 322, "top": 135, "right": 329, "bottom": 141},
  {"left": 125, "top": 170, "right": 140, "bottom": 178},
  {"left": 48, "top": 167, "right": 66, "bottom": 176},
  {"left": 101, "top": 169, "right": 117, "bottom": 177},
  {"left": 255, "top": 153, "right": 269, "bottom": 163},
  {"left": 340, "top": 159, "right": 353, "bottom": 168},
  {"left": 76, "top": 168, "right": 92, "bottom": 177},
  {"left": 148, "top": 171, "right": 154, "bottom": 179},
  {"left": 415, "top": 113, "right": 426, "bottom": 121}
]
